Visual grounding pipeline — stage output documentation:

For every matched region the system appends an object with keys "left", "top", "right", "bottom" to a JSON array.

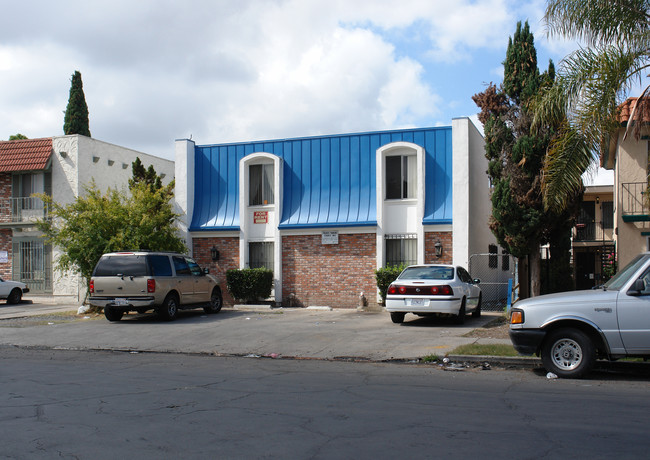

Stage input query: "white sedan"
[
  {"left": 0, "top": 278, "right": 29, "bottom": 304},
  {"left": 385, "top": 264, "right": 481, "bottom": 324}
]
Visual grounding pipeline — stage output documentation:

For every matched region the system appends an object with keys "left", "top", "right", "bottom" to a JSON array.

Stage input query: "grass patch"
[
  {"left": 450, "top": 343, "right": 518, "bottom": 357},
  {"left": 421, "top": 354, "right": 440, "bottom": 363}
]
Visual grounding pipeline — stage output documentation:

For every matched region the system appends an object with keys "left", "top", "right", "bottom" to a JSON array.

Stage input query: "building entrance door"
[{"left": 575, "top": 251, "right": 596, "bottom": 290}]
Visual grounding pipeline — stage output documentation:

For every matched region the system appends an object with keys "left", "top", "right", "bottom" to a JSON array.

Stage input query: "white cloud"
[{"left": 0, "top": 0, "right": 571, "bottom": 159}]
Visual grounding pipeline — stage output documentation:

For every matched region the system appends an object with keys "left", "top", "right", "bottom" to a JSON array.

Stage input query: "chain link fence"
[{"left": 469, "top": 253, "right": 517, "bottom": 312}]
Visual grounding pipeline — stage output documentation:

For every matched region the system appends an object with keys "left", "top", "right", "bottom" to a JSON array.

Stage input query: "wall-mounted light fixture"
[
  {"left": 108, "top": 159, "right": 114, "bottom": 166},
  {"left": 211, "top": 246, "right": 220, "bottom": 261},
  {"left": 596, "top": 196, "right": 600, "bottom": 204},
  {"left": 434, "top": 240, "right": 443, "bottom": 258},
  {"left": 59, "top": 151, "right": 67, "bottom": 158},
  {"left": 160, "top": 173, "right": 166, "bottom": 179},
  {"left": 92, "top": 156, "right": 100, "bottom": 163},
  {"left": 122, "top": 163, "right": 129, "bottom": 169}
]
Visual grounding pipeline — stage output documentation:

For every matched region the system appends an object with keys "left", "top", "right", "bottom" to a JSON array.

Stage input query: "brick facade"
[
  {"left": 191, "top": 232, "right": 454, "bottom": 309},
  {"left": 282, "top": 233, "right": 377, "bottom": 309},
  {"left": 0, "top": 229, "right": 11, "bottom": 279},
  {"left": 425, "top": 231, "right": 453, "bottom": 265},
  {"left": 192, "top": 237, "right": 240, "bottom": 306},
  {"left": 0, "top": 173, "right": 11, "bottom": 278}
]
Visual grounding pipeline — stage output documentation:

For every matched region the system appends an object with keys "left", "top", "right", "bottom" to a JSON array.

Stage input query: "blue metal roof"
[{"left": 189, "top": 126, "right": 453, "bottom": 231}]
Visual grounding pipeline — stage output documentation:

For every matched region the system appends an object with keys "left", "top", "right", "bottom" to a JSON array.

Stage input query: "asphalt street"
[{"left": 3, "top": 347, "right": 650, "bottom": 460}]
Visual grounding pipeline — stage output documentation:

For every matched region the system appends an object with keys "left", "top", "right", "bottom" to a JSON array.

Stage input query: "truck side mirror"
[{"left": 628, "top": 279, "right": 646, "bottom": 296}]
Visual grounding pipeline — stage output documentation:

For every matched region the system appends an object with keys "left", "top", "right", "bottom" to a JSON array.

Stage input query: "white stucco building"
[{"left": 0, "top": 135, "right": 174, "bottom": 302}]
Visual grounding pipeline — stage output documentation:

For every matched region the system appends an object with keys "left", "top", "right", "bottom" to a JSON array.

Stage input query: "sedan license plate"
[
  {"left": 113, "top": 298, "right": 129, "bottom": 306},
  {"left": 410, "top": 298, "right": 425, "bottom": 306}
]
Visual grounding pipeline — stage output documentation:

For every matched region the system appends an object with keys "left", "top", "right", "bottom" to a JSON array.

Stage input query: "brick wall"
[
  {"left": 0, "top": 229, "right": 11, "bottom": 279},
  {"left": 0, "top": 173, "right": 10, "bottom": 199},
  {"left": 282, "top": 233, "right": 377, "bottom": 309},
  {"left": 425, "top": 231, "right": 453, "bottom": 265},
  {"left": 192, "top": 237, "right": 240, "bottom": 306},
  {"left": 0, "top": 174, "right": 11, "bottom": 277}
]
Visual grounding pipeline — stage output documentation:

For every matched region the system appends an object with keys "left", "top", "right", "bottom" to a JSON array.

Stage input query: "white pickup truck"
[{"left": 510, "top": 252, "right": 650, "bottom": 378}]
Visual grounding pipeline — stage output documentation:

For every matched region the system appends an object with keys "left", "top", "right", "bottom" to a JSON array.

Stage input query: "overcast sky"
[{"left": 0, "top": 0, "right": 613, "bottom": 183}]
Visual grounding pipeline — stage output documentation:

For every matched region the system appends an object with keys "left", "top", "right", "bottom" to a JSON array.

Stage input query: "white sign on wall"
[{"left": 322, "top": 231, "right": 338, "bottom": 245}]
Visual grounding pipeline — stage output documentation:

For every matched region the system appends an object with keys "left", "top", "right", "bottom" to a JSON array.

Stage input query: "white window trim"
[
  {"left": 239, "top": 152, "right": 283, "bottom": 302},
  {"left": 376, "top": 142, "right": 425, "bottom": 270}
]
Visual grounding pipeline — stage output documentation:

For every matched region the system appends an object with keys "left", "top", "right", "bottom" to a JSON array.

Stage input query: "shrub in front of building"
[
  {"left": 226, "top": 268, "right": 273, "bottom": 303},
  {"left": 375, "top": 264, "right": 406, "bottom": 305}
]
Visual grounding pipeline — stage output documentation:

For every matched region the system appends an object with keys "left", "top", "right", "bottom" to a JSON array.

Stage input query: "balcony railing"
[
  {"left": 573, "top": 221, "right": 614, "bottom": 242},
  {"left": 621, "top": 182, "right": 649, "bottom": 221},
  {"left": 0, "top": 197, "right": 49, "bottom": 224}
]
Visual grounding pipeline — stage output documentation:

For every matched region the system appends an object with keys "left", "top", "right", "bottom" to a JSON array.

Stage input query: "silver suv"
[
  {"left": 510, "top": 252, "right": 650, "bottom": 378},
  {"left": 89, "top": 251, "right": 223, "bottom": 321}
]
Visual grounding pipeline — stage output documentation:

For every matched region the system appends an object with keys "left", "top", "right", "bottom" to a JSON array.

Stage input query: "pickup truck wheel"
[
  {"left": 203, "top": 288, "right": 223, "bottom": 314},
  {"left": 454, "top": 299, "right": 466, "bottom": 325},
  {"left": 158, "top": 295, "right": 178, "bottom": 321},
  {"left": 390, "top": 312, "right": 405, "bottom": 324},
  {"left": 104, "top": 307, "right": 124, "bottom": 322},
  {"left": 6, "top": 288, "right": 22, "bottom": 304},
  {"left": 541, "top": 328, "right": 595, "bottom": 379},
  {"left": 471, "top": 294, "right": 482, "bottom": 318}
]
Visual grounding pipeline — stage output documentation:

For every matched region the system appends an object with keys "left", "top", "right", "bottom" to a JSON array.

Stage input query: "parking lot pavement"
[
  {"left": 0, "top": 300, "right": 510, "bottom": 361},
  {"left": 0, "top": 298, "right": 79, "bottom": 320}
]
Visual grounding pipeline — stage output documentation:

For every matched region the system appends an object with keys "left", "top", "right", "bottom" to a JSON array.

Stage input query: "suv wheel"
[
  {"left": 203, "top": 288, "right": 223, "bottom": 314},
  {"left": 158, "top": 294, "right": 179, "bottom": 321},
  {"left": 104, "top": 307, "right": 124, "bottom": 322},
  {"left": 541, "top": 328, "right": 595, "bottom": 379}
]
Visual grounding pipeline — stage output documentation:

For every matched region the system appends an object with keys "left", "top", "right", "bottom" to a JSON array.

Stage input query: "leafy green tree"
[
  {"left": 474, "top": 21, "right": 578, "bottom": 297},
  {"left": 8, "top": 134, "right": 27, "bottom": 140},
  {"left": 534, "top": 0, "right": 650, "bottom": 211},
  {"left": 63, "top": 70, "right": 91, "bottom": 137},
  {"left": 37, "top": 168, "right": 185, "bottom": 292}
]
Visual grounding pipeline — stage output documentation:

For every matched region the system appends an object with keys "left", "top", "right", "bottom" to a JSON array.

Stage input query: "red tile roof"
[
  {"left": 0, "top": 137, "right": 52, "bottom": 172},
  {"left": 618, "top": 97, "right": 650, "bottom": 124}
]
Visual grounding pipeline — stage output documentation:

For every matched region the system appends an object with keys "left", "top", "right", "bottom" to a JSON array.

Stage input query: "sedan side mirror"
[
  {"left": 628, "top": 278, "right": 646, "bottom": 296},
  {"left": 473, "top": 278, "right": 481, "bottom": 284},
  {"left": 203, "top": 268, "right": 210, "bottom": 275}
]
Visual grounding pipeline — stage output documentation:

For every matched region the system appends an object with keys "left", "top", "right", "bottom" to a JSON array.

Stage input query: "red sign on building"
[{"left": 254, "top": 211, "right": 268, "bottom": 224}]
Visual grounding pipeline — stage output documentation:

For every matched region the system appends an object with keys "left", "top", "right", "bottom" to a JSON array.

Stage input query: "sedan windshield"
[
  {"left": 603, "top": 254, "right": 650, "bottom": 291},
  {"left": 399, "top": 266, "right": 454, "bottom": 280}
]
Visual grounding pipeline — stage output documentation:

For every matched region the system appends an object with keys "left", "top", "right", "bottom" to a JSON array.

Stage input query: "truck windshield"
[{"left": 603, "top": 254, "right": 649, "bottom": 291}]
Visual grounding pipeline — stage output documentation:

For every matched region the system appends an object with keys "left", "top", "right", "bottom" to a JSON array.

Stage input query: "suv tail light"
[
  {"left": 89, "top": 279, "right": 94, "bottom": 294},
  {"left": 147, "top": 279, "right": 155, "bottom": 293}
]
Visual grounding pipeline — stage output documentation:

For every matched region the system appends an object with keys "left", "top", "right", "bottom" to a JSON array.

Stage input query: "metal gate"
[
  {"left": 469, "top": 253, "right": 517, "bottom": 312},
  {"left": 12, "top": 239, "right": 52, "bottom": 293}
]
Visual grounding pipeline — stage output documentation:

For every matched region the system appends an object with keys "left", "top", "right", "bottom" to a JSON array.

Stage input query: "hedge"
[
  {"left": 375, "top": 264, "right": 406, "bottom": 304},
  {"left": 226, "top": 268, "right": 274, "bottom": 303}
]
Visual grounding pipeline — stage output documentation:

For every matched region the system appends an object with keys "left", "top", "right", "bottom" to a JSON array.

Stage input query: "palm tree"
[{"left": 533, "top": 0, "right": 650, "bottom": 212}]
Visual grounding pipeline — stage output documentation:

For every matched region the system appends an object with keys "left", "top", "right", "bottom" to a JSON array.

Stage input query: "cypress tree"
[
  {"left": 63, "top": 71, "right": 91, "bottom": 137},
  {"left": 473, "top": 21, "right": 578, "bottom": 297}
]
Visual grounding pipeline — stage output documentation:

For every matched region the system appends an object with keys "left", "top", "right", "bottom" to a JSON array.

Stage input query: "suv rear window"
[{"left": 93, "top": 255, "right": 149, "bottom": 277}]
